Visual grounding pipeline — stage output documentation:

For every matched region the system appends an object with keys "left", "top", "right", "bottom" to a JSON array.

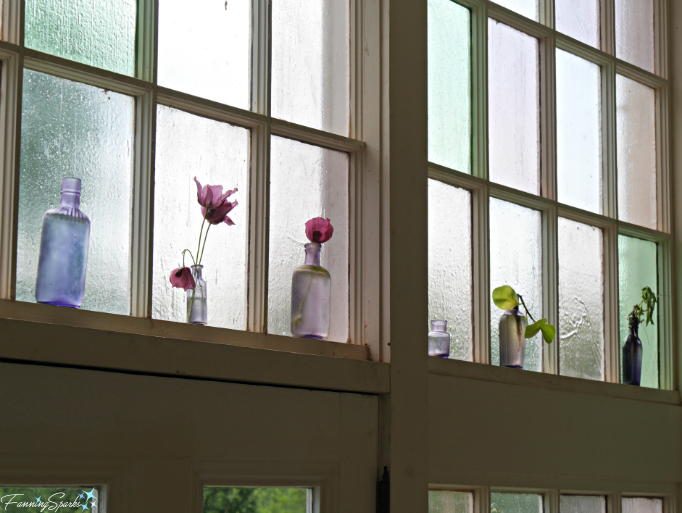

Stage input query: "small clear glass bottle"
[
  {"left": 498, "top": 306, "right": 527, "bottom": 369},
  {"left": 622, "top": 316, "right": 643, "bottom": 386},
  {"left": 428, "top": 320, "right": 451, "bottom": 357},
  {"left": 35, "top": 177, "right": 91, "bottom": 308},
  {"left": 187, "top": 264, "right": 207, "bottom": 325},
  {"left": 291, "top": 242, "right": 331, "bottom": 340}
]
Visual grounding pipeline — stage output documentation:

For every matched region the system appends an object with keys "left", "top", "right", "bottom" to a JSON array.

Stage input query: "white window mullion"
[
  {"left": 540, "top": 31, "right": 556, "bottom": 201},
  {"left": 601, "top": 0, "right": 616, "bottom": 57},
  {"left": 247, "top": 0, "right": 271, "bottom": 333},
  {"left": 543, "top": 204, "right": 559, "bottom": 374},
  {"left": 473, "top": 182, "right": 490, "bottom": 364},
  {"left": 0, "top": 47, "right": 22, "bottom": 301},
  {"left": 603, "top": 222, "right": 620, "bottom": 383}
]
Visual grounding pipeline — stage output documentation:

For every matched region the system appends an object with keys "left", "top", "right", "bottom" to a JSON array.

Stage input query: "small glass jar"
[
  {"left": 428, "top": 320, "right": 451, "bottom": 357},
  {"left": 187, "top": 265, "right": 207, "bottom": 325}
]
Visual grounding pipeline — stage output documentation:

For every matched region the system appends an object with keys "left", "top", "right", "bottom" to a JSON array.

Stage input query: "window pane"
[
  {"left": 491, "top": 493, "right": 543, "bottom": 513},
  {"left": 556, "top": 0, "right": 600, "bottom": 47},
  {"left": 16, "top": 70, "right": 134, "bottom": 315},
  {"left": 430, "top": 491, "right": 473, "bottom": 513},
  {"left": 428, "top": 0, "right": 471, "bottom": 173},
  {"left": 559, "top": 218, "right": 604, "bottom": 380},
  {"left": 490, "top": 199, "right": 543, "bottom": 371},
  {"left": 0, "top": 486, "right": 100, "bottom": 512},
  {"left": 488, "top": 20, "right": 540, "bottom": 195},
  {"left": 158, "top": 0, "right": 250, "bottom": 110},
  {"left": 616, "top": 0, "right": 655, "bottom": 73},
  {"left": 557, "top": 50, "right": 602, "bottom": 213},
  {"left": 492, "top": 0, "right": 538, "bottom": 21},
  {"left": 561, "top": 496, "right": 606, "bottom": 513},
  {"left": 152, "top": 106, "right": 249, "bottom": 329},
  {"left": 623, "top": 498, "right": 664, "bottom": 513},
  {"left": 25, "top": 0, "right": 136, "bottom": 76},
  {"left": 272, "top": 0, "right": 349, "bottom": 136},
  {"left": 428, "top": 180, "right": 473, "bottom": 361},
  {"left": 619, "top": 235, "right": 658, "bottom": 388},
  {"left": 268, "top": 136, "right": 349, "bottom": 342},
  {"left": 204, "top": 487, "right": 309, "bottom": 513},
  {"left": 617, "top": 75, "right": 657, "bottom": 229}
]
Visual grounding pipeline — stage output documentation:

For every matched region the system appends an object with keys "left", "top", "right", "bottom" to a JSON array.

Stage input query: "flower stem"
[
  {"left": 188, "top": 212, "right": 209, "bottom": 323},
  {"left": 518, "top": 294, "right": 537, "bottom": 323}
]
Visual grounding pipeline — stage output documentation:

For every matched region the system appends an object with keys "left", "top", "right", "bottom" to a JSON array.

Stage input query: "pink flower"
[
  {"left": 170, "top": 267, "right": 195, "bottom": 291},
  {"left": 305, "top": 217, "right": 334, "bottom": 243},
  {"left": 194, "top": 176, "right": 238, "bottom": 225}
]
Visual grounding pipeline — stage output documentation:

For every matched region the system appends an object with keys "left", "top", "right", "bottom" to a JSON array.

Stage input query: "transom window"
[
  {"left": 428, "top": 0, "right": 671, "bottom": 388},
  {"left": 0, "top": 0, "right": 362, "bottom": 344}
]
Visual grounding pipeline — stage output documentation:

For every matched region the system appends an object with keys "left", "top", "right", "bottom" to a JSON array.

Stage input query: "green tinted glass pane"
[
  {"left": 429, "top": 491, "right": 473, "bottom": 513},
  {"left": 0, "top": 487, "right": 100, "bottom": 512},
  {"left": 428, "top": 0, "right": 471, "bottom": 173},
  {"left": 25, "top": 0, "right": 136, "bottom": 76},
  {"left": 491, "top": 493, "right": 543, "bottom": 513},
  {"left": 204, "top": 487, "right": 308, "bottom": 513},
  {"left": 17, "top": 70, "right": 135, "bottom": 315},
  {"left": 619, "top": 235, "right": 658, "bottom": 388}
]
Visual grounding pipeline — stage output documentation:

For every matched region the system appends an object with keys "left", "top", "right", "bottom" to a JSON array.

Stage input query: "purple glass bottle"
[
  {"left": 291, "top": 242, "right": 331, "bottom": 340},
  {"left": 35, "top": 177, "right": 91, "bottom": 308},
  {"left": 622, "top": 316, "right": 643, "bottom": 386}
]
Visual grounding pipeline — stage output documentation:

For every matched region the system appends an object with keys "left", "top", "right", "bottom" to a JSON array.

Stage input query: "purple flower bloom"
[
  {"left": 194, "top": 176, "right": 238, "bottom": 225},
  {"left": 170, "top": 267, "right": 195, "bottom": 291},
  {"left": 305, "top": 217, "right": 334, "bottom": 243}
]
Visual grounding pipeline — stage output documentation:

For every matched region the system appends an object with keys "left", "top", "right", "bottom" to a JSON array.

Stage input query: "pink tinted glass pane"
[
  {"left": 616, "top": 75, "right": 656, "bottom": 229},
  {"left": 615, "top": 0, "right": 654, "bottom": 73},
  {"left": 488, "top": 19, "right": 540, "bottom": 195},
  {"left": 556, "top": 0, "right": 600, "bottom": 48}
]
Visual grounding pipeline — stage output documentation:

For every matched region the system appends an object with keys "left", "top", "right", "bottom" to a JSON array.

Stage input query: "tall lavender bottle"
[
  {"left": 291, "top": 242, "right": 331, "bottom": 339},
  {"left": 35, "top": 177, "right": 90, "bottom": 308}
]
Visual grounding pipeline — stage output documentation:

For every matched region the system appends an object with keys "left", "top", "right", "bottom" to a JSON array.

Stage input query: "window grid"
[
  {"left": 428, "top": 487, "right": 674, "bottom": 513},
  {"left": 429, "top": 0, "right": 672, "bottom": 388},
  {"left": 0, "top": 0, "right": 367, "bottom": 343}
]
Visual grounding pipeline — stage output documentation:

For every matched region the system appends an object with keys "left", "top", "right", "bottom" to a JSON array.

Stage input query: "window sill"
[
  {"left": 429, "top": 356, "right": 680, "bottom": 406},
  {"left": 0, "top": 300, "right": 389, "bottom": 394}
]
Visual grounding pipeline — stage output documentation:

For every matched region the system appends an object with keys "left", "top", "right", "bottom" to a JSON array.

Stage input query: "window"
[
  {"left": 427, "top": 0, "right": 671, "bottom": 388},
  {"left": 1, "top": 0, "right": 363, "bottom": 345},
  {"left": 204, "top": 487, "right": 311, "bottom": 513}
]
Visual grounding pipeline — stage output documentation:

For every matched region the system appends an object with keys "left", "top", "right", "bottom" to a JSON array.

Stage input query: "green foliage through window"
[{"left": 203, "top": 487, "right": 308, "bottom": 513}]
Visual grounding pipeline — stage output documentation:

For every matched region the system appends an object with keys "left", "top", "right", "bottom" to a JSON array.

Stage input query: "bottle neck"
[
  {"left": 60, "top": 191, "right": 81, "bottom": 209},
  {"left": 431, "top": 320, "right": 447, "bottom": 332},
  {"left": 304, "top": 243, "right": 322, "bottom": 266},
  {"left": 191, "top": 265, "right": 204, "bottom": 280}
]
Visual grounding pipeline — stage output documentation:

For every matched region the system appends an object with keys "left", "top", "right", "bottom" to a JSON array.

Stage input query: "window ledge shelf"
[
  {"left": 0, "top": 300, "right": 389, "bottom": 394},
  {"left": 429, "top": 356, "right": 680, "bottom": 406}
]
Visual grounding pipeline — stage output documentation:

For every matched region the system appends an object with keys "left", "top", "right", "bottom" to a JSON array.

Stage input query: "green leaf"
[
  {"left": 492, "top": 285, "right": 519, "bottom": 311},
  {"left": 524, "top": 319, "right": 547, "bottom": 339},
  {"left": 540, "top": 323, "right": 556, "bottom": 344}
]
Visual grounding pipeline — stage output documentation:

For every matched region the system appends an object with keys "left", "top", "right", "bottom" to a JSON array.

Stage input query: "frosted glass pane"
[
  {"left": 556, "top": 0, "right": 600, "bottom": 47},
  {"left": 557, "top": 50, "right": 602, "bottom": 213},
  {"left": 490, "top": 199, "right": 543, "bottom": 371},
  {"left": 561, "top": 496, "right": 606, "bottom": 513},
  {"left": 619, "top": 235, "right": 658, "bottom": 388},
  {"left": 152, "top": 106, "right": 249, "bottom": 329},
  {"left": 616, "top": 0, "right": 654, "bottom": 73},
  {"left": 493, "top": 0, "right": 538, "bottom": 21},
  {"left": 559, "top": 218, "right": 604, "bottom": 380},
  {"left": 489, "top": 20, "right": 540, "bottom": 195},
  {"left": 268, "top": 136, "right": 349, "bottom": 342},
  {"left": 272, "top": 0, "right": 349, "bottom": 136},
  {"left": 158, "top": 0, "right": 250, "bottom": 110},
  {"left": 430, "top": 491, "right": 473, "bottom": 513},
  {"left": 617, "top": 75, "right": 657, "bottom": 229},
  {"left": 428, "top": 0, "right": 471, "bottom": 173},
  {"left": 17, "top": 70, "right": 134, "bottom": 314},
  {"left": 25, "top": 0, "right": 136, "bottom": 76},
  {"left": 491, "top": 493, "right": 543, "bottom": 513},
  {"left": 428, "top": 180, "right": 473, "bottom": 361},
  {"left": 623, "top": 498, "right": 663, "bottom": 513}
]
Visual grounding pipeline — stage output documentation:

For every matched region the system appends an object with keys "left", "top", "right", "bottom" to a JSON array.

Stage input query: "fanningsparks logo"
[{"left": 0, "top": 489, "right": 98, "bottom": 512}]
